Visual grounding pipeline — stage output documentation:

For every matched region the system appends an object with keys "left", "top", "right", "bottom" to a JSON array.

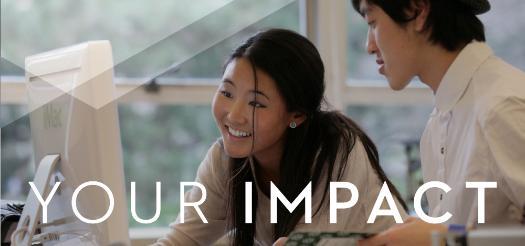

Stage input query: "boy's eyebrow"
[
  {"left": 360, "top": 6, "right": 369, "bottom": 16},
  {"left": 222, "top": 78, "right": 270, "bottom": 100},
  {"left": 360, "top": 2, "right": 373, "bottom": 16}
]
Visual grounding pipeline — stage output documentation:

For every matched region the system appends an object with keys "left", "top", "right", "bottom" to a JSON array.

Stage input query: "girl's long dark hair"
[{"left": 224, "top": 29, "right": 407, "bottom": 246}]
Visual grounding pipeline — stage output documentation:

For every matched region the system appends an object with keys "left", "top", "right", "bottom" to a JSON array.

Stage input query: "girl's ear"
[{"left": 290, "top": 112, "right": 307, "bottom": 127}]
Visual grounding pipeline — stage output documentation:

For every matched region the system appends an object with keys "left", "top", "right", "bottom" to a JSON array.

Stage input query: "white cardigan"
[{"left": 155, "top": 139, "right": 408, "bottom": 246}]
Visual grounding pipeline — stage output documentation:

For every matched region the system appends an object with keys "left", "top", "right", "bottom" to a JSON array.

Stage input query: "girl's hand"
[{"left": 273, "top": 237, "right": 288, "bottom": 246}]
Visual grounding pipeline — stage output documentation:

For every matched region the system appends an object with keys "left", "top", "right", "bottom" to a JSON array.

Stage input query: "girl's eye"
[
  {"left": 249, "top": 101, "right": 266, "bottom": 108},
  {"left": 367, "top": 20, "right": 376, "bottom": 28},
  {"left": 220, "top": 90, "right": 232, "bottom": 98}
]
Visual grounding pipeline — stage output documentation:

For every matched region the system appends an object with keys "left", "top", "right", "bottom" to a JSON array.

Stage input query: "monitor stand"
[{"left": 12, "top": 154, "right": 60, "bottom": 246}]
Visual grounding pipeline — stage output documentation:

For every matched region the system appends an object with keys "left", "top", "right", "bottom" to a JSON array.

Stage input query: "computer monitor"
[{"left": 12, "top": 41, "right": 130, "bottom": 245}]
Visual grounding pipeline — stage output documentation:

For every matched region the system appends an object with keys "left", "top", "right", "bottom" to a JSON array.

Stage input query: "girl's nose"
[{"left": 227, "top": 100, "right": 248, "bottom": 125}]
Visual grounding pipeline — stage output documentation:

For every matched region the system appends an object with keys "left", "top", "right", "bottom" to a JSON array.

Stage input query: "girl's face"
[{"left": 212, "top": 57, "right": 296, "bottom": 161}]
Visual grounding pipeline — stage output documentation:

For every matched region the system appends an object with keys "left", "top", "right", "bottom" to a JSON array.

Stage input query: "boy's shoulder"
[{"left": 470, "top": 55, "right": 525, "bottom": 122}]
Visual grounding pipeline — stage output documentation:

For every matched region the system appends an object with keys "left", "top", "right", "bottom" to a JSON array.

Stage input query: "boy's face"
[{"left": 360, "top": 1, "right": 421, "bottom": 90}]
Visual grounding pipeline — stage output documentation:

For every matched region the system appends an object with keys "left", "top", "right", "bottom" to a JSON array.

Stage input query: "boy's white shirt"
[{"left": 420, "top": 41, "right": 525, "bottom": 226}]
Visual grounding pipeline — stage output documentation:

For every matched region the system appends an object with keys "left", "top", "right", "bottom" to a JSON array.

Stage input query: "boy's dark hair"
[{"left": 352, "top": 0, "right": 486, "bottom": 51}]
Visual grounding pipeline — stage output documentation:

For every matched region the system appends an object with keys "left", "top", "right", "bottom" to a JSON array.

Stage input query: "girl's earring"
[{"left": 289, "top": 121, "right": 297, "bottom": 129}]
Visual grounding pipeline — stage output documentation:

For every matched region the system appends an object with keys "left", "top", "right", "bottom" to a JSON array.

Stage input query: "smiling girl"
[{"left": 156, "top": 29, "right": 407, "bottom": 246}]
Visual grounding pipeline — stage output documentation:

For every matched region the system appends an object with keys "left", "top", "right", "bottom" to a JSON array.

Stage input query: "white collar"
[{"left": 435, "top": 41, "right": 493, "bottom": 112}]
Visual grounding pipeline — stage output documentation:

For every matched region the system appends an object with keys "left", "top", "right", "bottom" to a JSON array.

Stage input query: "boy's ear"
[{"left": 413, "top": 0, "right": 430, "bottom": 32}]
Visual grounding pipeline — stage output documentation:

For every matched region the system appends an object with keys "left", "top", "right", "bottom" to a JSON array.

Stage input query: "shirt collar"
[{"left": 435, "top": 41, "right": 493, "bottom": 112}]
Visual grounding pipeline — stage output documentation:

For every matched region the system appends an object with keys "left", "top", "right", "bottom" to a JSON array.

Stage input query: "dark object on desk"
[
  {"left": 1, "top": 200, "right": 25, "bottom": 245},
  {"left": 522, "top": 204, "right": 525, "bottom": 225},
  {"left": 143, "top": 62, "right": 181, "bottom": 94},
  {"left": 285, "top": 231, "right": 373, "bottom": 246},
  {"left": 144, "top": 79, "right": 160, "bottom": 93}
]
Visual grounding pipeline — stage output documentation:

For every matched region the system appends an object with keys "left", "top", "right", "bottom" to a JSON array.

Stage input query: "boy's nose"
[{"left": 366, "top": 28, "right": 378, "bottom": 55}]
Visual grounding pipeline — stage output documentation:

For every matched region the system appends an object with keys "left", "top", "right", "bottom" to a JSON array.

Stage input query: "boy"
[{"left": 351, "top": 0, "right": 525, "bottom": 245}]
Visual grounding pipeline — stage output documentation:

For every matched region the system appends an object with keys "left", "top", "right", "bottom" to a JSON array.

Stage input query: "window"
[
  {"left": 481, "top": 0, "right": 525, "bottom": 70},
  {"left": 1, "top": 0, "right": 299, "bottom": 79},
  {"left": 0, "top": 105, "right": 32, "bottom": 200},
  {"left": 118, "top": 104, "right": 219, "bottom": 227},
  {"left": 1, "top": 0, "right": 231, "bottom": 77},
  {"left": 346, "top": 4, "right": 384, "bottom": 82},
  {"left": 346, "top": 105, "right": 432, "bottom": 209},
  {"left": 174, "top": 1, "right": 300, "bottom": 79}
]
